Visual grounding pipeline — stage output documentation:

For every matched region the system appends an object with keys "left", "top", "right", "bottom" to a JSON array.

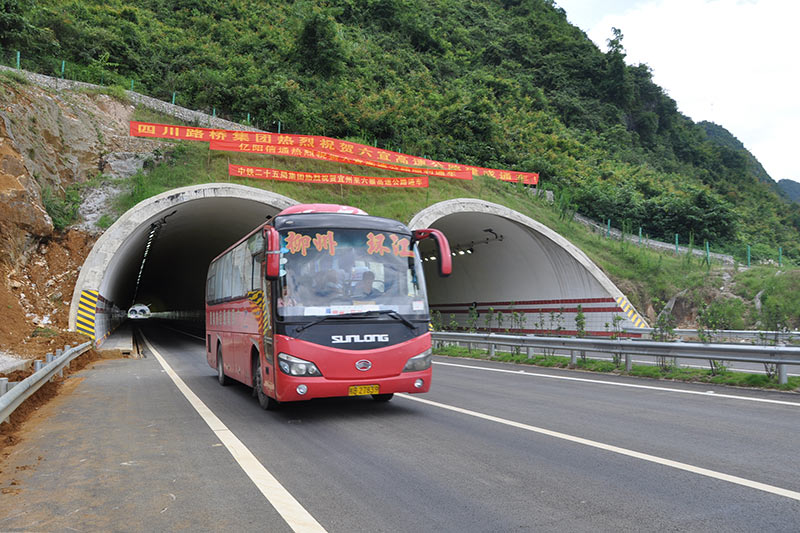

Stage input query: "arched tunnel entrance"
[
  {"left": 69, "top": 189, "right": 646, "bottom": 342},
  {"left": 68, "top": 184, "right": 297, "bottom": 339},
  {"left": 410, "top": 199, "right": 647, "bottom": 335}
]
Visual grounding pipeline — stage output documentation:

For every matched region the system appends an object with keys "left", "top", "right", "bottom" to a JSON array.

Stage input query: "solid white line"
[
  {"left": 434, "top": 360, "right": 800, "bottom": 407},
  {"left": 398, "top": 394, "right": 800, "bottom": 502},
  {"left": 589, "top": 355, "right": 800, "bottom": 377},
  {"left": 140, "top": 333, "right": 326, "bottom": 533}
]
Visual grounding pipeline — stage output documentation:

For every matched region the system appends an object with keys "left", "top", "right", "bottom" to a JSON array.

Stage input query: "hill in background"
[
  {"left": 2, "top": 0, "right": 800, "bottom": 260},
  {"left": 778, "top": 180, "right": 800, "bottom": 203}
]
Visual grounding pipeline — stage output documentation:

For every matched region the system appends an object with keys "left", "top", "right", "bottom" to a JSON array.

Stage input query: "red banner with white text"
[
  {"left": 130, "top": 121, "right": 538, "bottom": 184},
  {"left": 211, "top": 140, "right": 471, "bottom": 180},
  {"left": 229, "top": 164, "right": 429, "bottom": 188}
]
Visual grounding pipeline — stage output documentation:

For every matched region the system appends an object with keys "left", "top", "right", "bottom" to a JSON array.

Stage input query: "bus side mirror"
[
  {"left": 413, "top": 228, "right": 452, "bottom": 277},
  {"left": 265, "top": 226, "right": 281, "bottom": 280}
]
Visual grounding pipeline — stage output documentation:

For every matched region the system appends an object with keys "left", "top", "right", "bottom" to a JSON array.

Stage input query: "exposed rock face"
[
  {"left": 0, "top": 112, "right": 53, "bottom": 265},
  {"left": 0, "top": 74, "right": 162, "bottom": 261}
]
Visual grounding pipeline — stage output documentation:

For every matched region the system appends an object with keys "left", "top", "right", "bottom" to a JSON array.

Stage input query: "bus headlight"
[
  {"left": 403, "top": 349, "right": 432, "bottom": 372},
  {"left": 278, "top": 353, "right": 322, "bottom": 377}
]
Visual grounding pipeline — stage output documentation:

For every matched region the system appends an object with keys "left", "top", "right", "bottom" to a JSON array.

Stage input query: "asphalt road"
[{"left": 2, "top": 323, "right": 799, "bottom": 531}]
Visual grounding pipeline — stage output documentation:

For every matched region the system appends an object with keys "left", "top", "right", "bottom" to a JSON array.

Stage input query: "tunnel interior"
[
  {"left": 102, "top": 197, "right": 281, "bottom": 313},
  {"left": 415, "top": 207, "right": 645, "bottom": 335}
]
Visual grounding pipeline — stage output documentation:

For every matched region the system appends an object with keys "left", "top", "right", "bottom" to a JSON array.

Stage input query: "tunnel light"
[{"left": 458, "top": 250, "right": 465, "bottom": 255}]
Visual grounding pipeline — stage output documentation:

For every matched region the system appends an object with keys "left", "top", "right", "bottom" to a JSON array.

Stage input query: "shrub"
[{"left": 41, "top": 184, "right": 80, "bottom": 230}]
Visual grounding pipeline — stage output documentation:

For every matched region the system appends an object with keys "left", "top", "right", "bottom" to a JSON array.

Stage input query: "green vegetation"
[
  {"left": 757, "top": 271, "right": 800, "bottom": 331},
  {"left": 433, "top": 344, "right": 800, "bottom": 391},
  {"left": 76, "top": 83, "right": 129, "bottom": 102},
  {"left": 0, "top": 68, "right": 29, "bottom": 85},
  {"left": 40, "top": 183, "right": 81, "bottom": 230},
  {"left": 31, "top": 326, "right": 58, "bottom": 338},
  {"left": 96, "top": 213, "right": 114, "bottom": 229},
  {"left": 3, "top": 0, "right": 800, "bottom": 262}
]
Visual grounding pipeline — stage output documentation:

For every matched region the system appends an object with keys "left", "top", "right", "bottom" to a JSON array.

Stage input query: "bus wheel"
[
  {"left": 372, "top": 393, "right": 394, "bottom": 402},
  {"left": 217, "top": 345, "right": 230, "bottom": 386},
  {"left": 254, "top": 356, "right": 280, "bottom": 411}
]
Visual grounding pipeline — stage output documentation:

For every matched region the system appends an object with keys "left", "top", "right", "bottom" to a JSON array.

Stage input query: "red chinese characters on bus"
[
  {"left": 366, "top": 232, "right": 391, "bottom": 256},
  {"left": 367, "top": 233, "right": 414, "bottom": 257},
  {"left": 286, "top": 231, "right": 312, "bottom": 256},
  {"left": 390, "top": 235, "right": 415, "bottom": 257},
  {"left": 313, "top": 231, "right": 338, "bottom": 256}
]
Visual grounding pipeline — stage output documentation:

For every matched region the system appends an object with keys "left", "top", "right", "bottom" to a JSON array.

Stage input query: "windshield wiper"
[{"left": 366, "top": 310, "right": 416, "bottom": 330}]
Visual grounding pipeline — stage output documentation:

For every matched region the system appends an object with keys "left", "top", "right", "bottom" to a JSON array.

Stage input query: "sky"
[{"left": 554, "top": 0, "right": 800, "bottom": 183}]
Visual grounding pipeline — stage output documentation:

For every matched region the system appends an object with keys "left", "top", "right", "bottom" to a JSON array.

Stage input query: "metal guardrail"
[
  {"left": 0, "top": 341, "right": 92, "bottom": 423},
  {"left": 624, "top": 327, "right": 800, "bottom": 343},
  {"left": 431, "top": 331, "right": 800, "bottom": 385}
]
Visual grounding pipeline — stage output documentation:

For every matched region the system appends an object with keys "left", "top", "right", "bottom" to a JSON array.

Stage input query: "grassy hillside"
[{"left": 3, "top": 0, "right": 800, "bottom": 261}]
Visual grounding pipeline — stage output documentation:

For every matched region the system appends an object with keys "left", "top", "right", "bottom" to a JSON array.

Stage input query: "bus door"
[{"left": 259, "top": 263, "right": 276, "bottom": 397}]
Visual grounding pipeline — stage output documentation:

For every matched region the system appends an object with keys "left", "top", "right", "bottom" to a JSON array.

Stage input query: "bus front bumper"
[{"left": 274, "top": 368, "right": 431, "bottom": 402}]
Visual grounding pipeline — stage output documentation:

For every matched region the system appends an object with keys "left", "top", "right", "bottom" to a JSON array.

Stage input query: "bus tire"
[
  {"left": 372, "top": 393, "right": 394, "bottom": 402},
  {"left": 254, "top": 355, "right": 280, "bottom": 411},
  {"left": 217, "top": 345, "right": 230, "bottom": 386}
]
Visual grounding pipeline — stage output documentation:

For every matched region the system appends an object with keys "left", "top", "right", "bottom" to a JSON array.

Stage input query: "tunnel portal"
[
  {"left": 69, "top": 184, "right": 297, "bottom": 339},
  {"left": 410, "top": 199, "right": 647, "bottom": 335}
]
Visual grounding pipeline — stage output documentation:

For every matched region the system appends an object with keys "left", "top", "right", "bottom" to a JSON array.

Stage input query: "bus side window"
[
  {"left": 207, "top": 262, "right": 217, "bottom": 303},
  {"left": 220, "top": 254, "right": 233, "bottom": 300},
  {"left": 231, "top": 243, "right": 247, "bottom": 299},
  {"left": 250, "top": 252, "right": 264, "bottom": 291}
]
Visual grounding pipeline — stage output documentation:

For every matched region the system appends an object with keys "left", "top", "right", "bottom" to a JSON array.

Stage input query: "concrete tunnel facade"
[
  {"left": 410, "top": 199, "right": 647, "bottom": 335},
  {"left": 69, "top": 185, "right": 647, "bottom": 342}
]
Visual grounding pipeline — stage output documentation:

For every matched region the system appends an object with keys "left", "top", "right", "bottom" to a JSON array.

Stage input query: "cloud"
[{"left": 582, "top": 0, "right": 800, "bottom": 181}]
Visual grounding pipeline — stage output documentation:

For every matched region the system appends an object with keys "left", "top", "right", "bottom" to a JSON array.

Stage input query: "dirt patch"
[
  {"left": 1, "top": 229, "right": 95, "bottom": 359},
  {"left": 0, "top": 348, "right": 125, "bottom": 456}
]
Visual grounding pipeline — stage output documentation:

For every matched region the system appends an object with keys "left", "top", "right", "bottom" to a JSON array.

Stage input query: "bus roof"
[
  {"left": 274, "top": 211, "right": 410, "bottom": 234},
  {"left": 277, "top": 204, "right": 368, "bottom": 216}
]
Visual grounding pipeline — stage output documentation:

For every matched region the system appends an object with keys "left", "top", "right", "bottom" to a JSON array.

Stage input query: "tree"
[
  {"left": 294, "top": 10, "right": 347, "bottom": 77},
  {"left": 0, "top": 0, "right": 31, "bottom": 48},
  {"left": 602, "top": 28, "right": 633, "bottom": 109}
]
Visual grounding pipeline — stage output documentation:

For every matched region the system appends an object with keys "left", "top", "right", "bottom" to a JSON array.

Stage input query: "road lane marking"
[
  {"left": 399, "top": 394, "right": 800, "bottom": 502},
  {"left": 140, "top": 333, "right": 326, "bottom": 533},
  {"left": 434, "top": 360, "right": 800, "bottom": 407}
]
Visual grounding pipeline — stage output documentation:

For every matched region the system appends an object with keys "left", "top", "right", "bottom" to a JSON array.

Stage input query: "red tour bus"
[{"left": 205, "top": 203, "right": 451, "bottom": 409}]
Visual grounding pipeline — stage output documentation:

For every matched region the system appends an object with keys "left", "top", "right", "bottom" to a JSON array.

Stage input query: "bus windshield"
[{"left": 277, "top": 228, "right": 428, "bottom": 318}]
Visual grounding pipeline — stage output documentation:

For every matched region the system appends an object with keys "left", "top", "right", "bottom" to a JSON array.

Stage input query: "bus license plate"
[{"left": 348, "top": 385, "right": 379, "bottom": 396}]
